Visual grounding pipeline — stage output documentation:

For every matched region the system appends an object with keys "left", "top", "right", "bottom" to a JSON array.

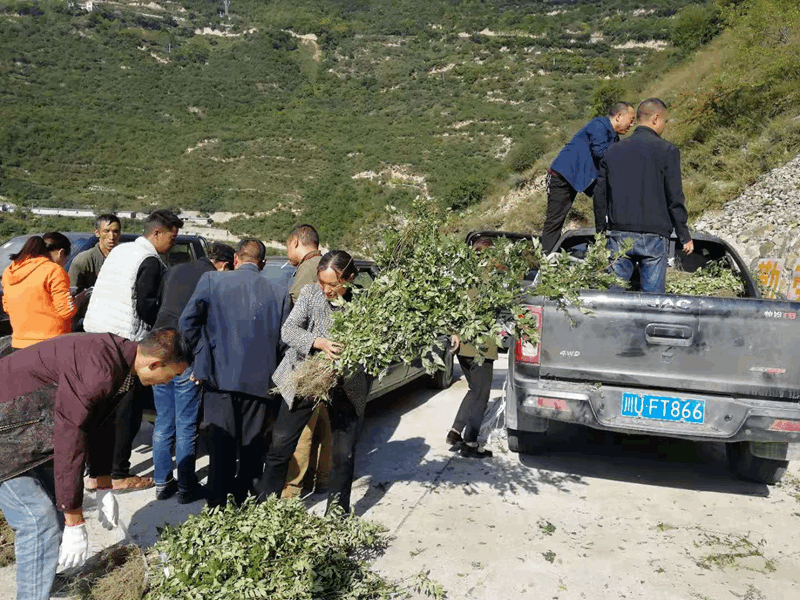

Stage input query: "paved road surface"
[{"left": 2, "top": 360, "right": 799, "bottom": 599}]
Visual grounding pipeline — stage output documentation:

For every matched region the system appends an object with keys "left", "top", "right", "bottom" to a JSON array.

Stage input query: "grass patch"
[{"left": 538, "top": 519, "right": 556, "bottom": 536}]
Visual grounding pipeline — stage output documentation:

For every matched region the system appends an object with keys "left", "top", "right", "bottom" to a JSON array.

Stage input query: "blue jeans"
[
  {"left": 152, "top": 368, "right": 201, "bottom": 491},
  {"left": 0, "top": 463, "right": 64, "bottom": 600},
  {"left": 606, "top": 231, "right": 669, "bottom": 293}
]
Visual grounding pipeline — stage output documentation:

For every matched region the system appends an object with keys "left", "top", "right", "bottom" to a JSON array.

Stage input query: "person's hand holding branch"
[{"left": 314, "top": 337, "right": 343, "bottom": 360}]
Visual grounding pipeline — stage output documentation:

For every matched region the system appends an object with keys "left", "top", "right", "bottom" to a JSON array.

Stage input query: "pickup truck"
[{"left": 506, "top": 228, "right": 800, "bottom": 484}]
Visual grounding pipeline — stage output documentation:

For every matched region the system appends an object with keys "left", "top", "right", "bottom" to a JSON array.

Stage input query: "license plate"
[{"left": 621, "top": 393, "right": 705, "bottom": 424}]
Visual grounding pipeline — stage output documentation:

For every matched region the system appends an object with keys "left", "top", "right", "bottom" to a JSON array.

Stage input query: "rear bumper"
[{"left": 507, "top": 375, "right": 800, "bottom": 446}]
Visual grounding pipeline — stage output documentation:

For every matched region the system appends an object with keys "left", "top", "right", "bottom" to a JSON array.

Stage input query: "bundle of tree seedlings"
[
  {"left": 665, "top": 259, "right": 746, "bottom": 297},
  {"left": 293, "top": 204, "right": 629, "bottom": 402}
]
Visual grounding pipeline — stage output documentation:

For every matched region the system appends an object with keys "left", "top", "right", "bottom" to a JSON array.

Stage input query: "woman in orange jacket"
[{"left": 2, "top": 233, "right": 78, "bottom": 349}]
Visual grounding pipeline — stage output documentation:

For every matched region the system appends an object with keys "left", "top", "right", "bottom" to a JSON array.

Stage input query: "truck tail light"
[
  {"left": 537, "top": 397, "right": 569, "bottom": 411},
  {"left": 515, "top": 306, "right": 543, "bottom": 365},
  {"left": 769, "top": 420, "right": 800, "bottom": 432}
]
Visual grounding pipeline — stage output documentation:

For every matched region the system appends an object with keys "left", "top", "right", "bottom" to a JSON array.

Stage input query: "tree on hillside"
[
  {"left": 221, "top": 0, "right": 231, "bottom": 18},
  {"left": 589, "top": 81, "right": 627, "bottom": 118},
  {"left": 672, "top": 4, "right": 722, "bottom": 52}
]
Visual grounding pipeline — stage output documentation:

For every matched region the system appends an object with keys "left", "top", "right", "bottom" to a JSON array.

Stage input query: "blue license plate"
[{"left": 621, "top": 393, "right": 705, "bottom": 424}]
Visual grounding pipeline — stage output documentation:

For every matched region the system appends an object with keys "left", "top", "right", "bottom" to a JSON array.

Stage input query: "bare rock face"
[{"left": 693, "top": 154, "right": 800, "bottom": 298}]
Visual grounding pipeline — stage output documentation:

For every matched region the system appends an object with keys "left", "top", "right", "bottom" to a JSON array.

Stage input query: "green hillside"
[
  {"left": 0, "top": 0, "right": 712, "bottom": 247},
  {"left": 457, "top": 0, "right": 800, "bottom": 238},
  {"left": 1, "top": 0, "right": 797, "bottom": 250}
]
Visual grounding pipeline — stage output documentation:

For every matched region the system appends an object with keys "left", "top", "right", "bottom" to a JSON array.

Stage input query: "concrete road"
[{"left": 2, "top": 360, "right": 799, "bottom": 599}]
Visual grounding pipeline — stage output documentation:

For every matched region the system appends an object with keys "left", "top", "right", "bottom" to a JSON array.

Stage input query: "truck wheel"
[
  {"left": 430, "top": 345, "right": 454, "bottom": 390},
  {"left": 507, "top": 428, "right": 546, "bottom": 454},
  {"left": 728, "top": 442, "right": 788, "bottom": 485}
]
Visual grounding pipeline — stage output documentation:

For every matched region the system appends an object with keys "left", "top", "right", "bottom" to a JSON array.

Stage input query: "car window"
[
  {"left": 353, "top": 269, "right": 374, "bottom": 290},
  {"left": 164, "top": 243, "right": 193, "bottom": 267},
  {"left": 261, "top": 261, "right": 295, "bottom": 294}
]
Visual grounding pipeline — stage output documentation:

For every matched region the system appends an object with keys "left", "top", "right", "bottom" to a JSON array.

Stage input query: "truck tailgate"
[{"left": 539, "top": 291, "right": 800, "bottom": 401}]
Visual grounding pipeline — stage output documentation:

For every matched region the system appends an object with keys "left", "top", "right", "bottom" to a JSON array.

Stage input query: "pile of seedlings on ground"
[
  {"left": 665, "top": 259, "right": 747, "bottom": 297},
  {"left": 148, "top": 496, "right": 444, "bottom": 600}
]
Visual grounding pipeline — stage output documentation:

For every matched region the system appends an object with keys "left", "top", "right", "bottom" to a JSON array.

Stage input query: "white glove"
[
  {"left": 97, "top": 489, "right": 119, "bottom": 530},
  {"left": 58, "top": 523, "right": 89, "bottom": 569}
]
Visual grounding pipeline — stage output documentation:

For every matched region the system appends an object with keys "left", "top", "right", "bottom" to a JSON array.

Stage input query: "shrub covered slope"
[{"left": 1, "top": 0, "right": 711, "bottom": 247}]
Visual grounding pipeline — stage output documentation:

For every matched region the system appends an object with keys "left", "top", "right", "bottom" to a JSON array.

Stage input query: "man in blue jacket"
[
  {"left": 594, "top": 98, "right": 694, "bottom": 294},
  {"left": 179, "top": 238, "right": 291, "bottom": 508},
  {"left": 150, "top": 242, "right": 234, "bottom": 503},
  {"left": 541, "top": 102, "right": 635, "bottom": 253}
]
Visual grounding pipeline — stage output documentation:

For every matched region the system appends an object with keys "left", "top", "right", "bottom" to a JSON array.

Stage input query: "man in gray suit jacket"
[{"left": 179, "top": 239, "right": 291, "bottom": 507}]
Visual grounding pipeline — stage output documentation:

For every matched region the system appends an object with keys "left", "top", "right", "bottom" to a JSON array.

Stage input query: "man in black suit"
[
  {"left": 179, "top": 239, "right": 291, "bottom": 507},
  {"left": 593, "top": 98, "right": 694, "bottom": 293},
  {"left": 150, "top": 242, "right": 234, "bottom": 503}
]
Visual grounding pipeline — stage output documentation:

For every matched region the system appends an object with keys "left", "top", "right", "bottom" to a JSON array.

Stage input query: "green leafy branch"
[
  {"left": 328, "top": 200, "right": 539, "bottom": 381},
  {"left": 534, "top": 233, "right": 630, "bottom": 312}
]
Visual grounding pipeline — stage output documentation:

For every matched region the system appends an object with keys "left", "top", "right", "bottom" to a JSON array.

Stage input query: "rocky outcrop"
[{"left": 694, "top": 153, "right": 800, "bottom": 270}]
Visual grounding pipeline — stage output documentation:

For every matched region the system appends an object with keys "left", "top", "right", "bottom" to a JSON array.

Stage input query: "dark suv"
[{"left": 0, "top": 232, "right": 209, "bottom": 336}]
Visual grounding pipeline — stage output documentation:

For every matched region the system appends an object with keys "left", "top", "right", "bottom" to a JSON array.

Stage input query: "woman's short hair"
[
  {"left": 207, "top": 242, "right": 235, "bottom": 268},
  {"left": 43, "top": 232, "right": 71, "bottom": 256},
  {"left": 318, "top": 250, "right": 357, "bottom": 282},
  {"left": 473, "top": 236, "right": 494, "bottom": 252}
]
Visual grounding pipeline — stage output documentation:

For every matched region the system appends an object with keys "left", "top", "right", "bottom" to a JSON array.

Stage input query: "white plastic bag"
[{"left": 477, "top": 378, "right": 507, "bottom": 447}]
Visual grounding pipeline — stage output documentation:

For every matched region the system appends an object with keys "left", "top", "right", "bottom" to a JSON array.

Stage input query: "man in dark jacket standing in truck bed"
[
  {"left": 593, "top": 97, "right": 694, "bottom": 294},
  {"left": 0, "top": 329, "right": 191, "bottom": 600}
]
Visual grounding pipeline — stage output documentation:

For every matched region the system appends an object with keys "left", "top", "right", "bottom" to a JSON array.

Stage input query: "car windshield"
[{"left": 261, "top": 260, "right": 295, "bottom": 292}]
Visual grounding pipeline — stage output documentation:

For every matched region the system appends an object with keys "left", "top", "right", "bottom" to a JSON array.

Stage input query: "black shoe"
[
  {"left": 460, "top": 444, "right": 493, "bottom": 459},
  {"left": 177, "top": 486, "right": 202, "bottom": 505},
  {"left": 156, "top": 479, "right": 178, "bottom": 500},
  {"left": 446, "top": 430, "right": 463, "bottom": 446}
]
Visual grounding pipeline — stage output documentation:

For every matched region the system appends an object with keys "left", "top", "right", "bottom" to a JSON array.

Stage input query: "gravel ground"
[{"left": 2, "top": 361, "right": 799, "bottom": 599}]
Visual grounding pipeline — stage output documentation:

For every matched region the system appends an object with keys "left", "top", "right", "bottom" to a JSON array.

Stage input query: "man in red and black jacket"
[{"left": 0, "top": 329, "right": 190, "bottom": 600}]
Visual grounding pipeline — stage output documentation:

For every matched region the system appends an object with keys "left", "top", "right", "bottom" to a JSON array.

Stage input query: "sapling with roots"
[{"left": 291, "top": 201, "right": 629, "bottom": 403}]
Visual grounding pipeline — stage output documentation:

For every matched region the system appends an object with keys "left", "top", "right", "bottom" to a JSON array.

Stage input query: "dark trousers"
[
  {"left": 110, "top": 385, "right": 147, "bottom": 479},
  {"left": 202, "top": 385, "right": 278, "bottom": 507},
  {"left": 452, "top": 355, "right": 494, "bottom": 444},
  {"left": 85, "top": 383, "right": 146, "bottom": 480},
  {"left": 257, "top": 388, "right": 362, "bottom": 513},
  {"left": 541, "top": 170, "right": 593, "bottom": 254}
]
